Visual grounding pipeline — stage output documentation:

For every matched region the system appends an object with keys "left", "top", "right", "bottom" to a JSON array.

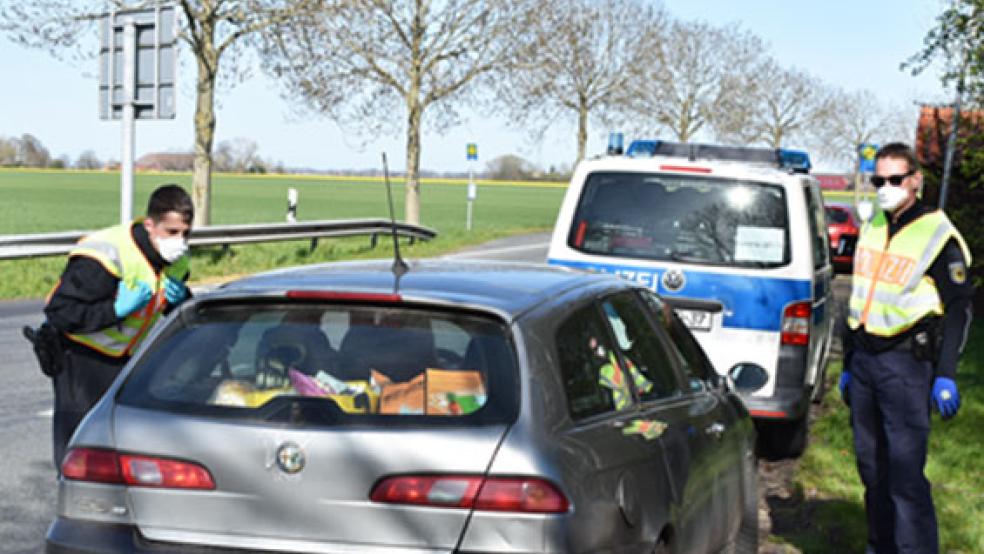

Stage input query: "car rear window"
[
  {"left": 117, "top": 302, "right": 518, "bottom": 425},
  {"left": 825, "top": 207, "right": 850, "bottom": 224},
  {"left": 568, "top": 171, "right": 790, "bottom": 268}
]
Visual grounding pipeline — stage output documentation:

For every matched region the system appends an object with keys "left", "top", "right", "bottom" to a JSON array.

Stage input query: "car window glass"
[
  {"left": 118, "top": 303, "right": 517, "bottom": 425},
  {"left": 825, "top": 207, "right": 849, "bottom": 224},
  {"left": 640, "top": 291, "right": 717, "bottom": 391},
  {"left": 804, "top": 183, "right": 829, "bottom": 269},
  {"left": 556, "top": 305, "right": 633, "bottom": 419},
  {"left": 568, "top": 171, "right": 789, "bottom": 268},
  {"left": 601, "top": 293, "right": 683, "bottom": 401}
]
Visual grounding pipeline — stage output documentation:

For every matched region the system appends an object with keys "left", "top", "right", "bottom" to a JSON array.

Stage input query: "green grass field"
[
  {"left": 774, "top": 321, "right": 984, "bottom": 553},
  {"left": 0, "top": 168, "right": 567, "bottom": 299}
]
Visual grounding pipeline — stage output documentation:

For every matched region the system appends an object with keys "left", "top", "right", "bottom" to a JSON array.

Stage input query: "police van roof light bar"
[{"left": 624, "top": 139, "right": 812, "bottom": 174}]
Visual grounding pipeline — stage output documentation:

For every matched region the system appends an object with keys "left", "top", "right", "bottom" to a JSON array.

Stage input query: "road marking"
[
  {"left": 446, "top": 242, "right": 550, "bottom": 259},
  {"left": 37, "top": 408, "right": 53, "bottom": 418}
]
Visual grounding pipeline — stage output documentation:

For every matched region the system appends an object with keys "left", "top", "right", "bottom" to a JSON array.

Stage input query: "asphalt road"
[
  {"left": 0, "top": 299, "right": 53, "bottom": 554},
  {"left": 0, "top": 233, "right": 552, "bottom": 553}
]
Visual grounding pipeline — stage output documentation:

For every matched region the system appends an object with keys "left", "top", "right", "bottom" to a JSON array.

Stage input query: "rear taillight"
[
  {"left": 370, "top": 475, "right": 569, "bottom": 514},
  {"left": 61, "top": 448, "right": 123, "bottom": 484},
  {"left": 62, "top": 448, "right": 215, "bottom": 490},
  {"left": 573, "top": 220, "right": 587, "bottom": 247},
  {"left": 781, "top": 301, "right": 811, "bottom": 346}
]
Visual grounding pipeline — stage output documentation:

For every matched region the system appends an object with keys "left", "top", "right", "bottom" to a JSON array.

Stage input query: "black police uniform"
[
  {"left": 844, "top": 202, "right": 974, "bottom": 554},
  {"left": 43, "top": 223, "right": 184, "bottom": 470}
]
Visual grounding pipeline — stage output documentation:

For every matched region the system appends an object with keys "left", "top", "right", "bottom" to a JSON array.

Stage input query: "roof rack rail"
[{"left": 625, "top": 139, "right": 811, "bottom": 173}]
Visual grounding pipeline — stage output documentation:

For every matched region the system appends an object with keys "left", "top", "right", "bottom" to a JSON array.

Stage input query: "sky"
[{"left": 0, "top": 0, "right": 954, "bottom": 174}]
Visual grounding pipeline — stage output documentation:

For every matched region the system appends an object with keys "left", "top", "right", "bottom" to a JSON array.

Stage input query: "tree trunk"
[
  {"left": 404, "top": 99, "right": 422, "bottom": 225},
  {"left": 192, "top": 45, "right": 218, "bottom": 227},
  {"left": 576, "top": 103, "right": 588, "bottom": 165}
]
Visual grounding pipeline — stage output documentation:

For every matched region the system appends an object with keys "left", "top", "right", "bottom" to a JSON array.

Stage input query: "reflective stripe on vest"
[
  {"left": 598, "top": 352, "right": 653, "bottom": 409},
  {"left": 847, "top": 209, "right": 971, "bottom": 337},
  {"left": 64, "top": 221, "right": 190, "bottom": 357}
]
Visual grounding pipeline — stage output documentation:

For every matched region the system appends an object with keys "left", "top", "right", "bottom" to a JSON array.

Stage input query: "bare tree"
[
  {"left": 0, "top": 0, "right": 318, "bottom": 226},
  {"left": 497, "top": 0, "right": 665, "bottom": 164},
  {"left": 628, "top": 20, "right": 765, "bottom": 143},
  {"left": 75, "top": 149, "right": 103, "bottom": 169},
  {"left": 0, "top": 137, "right": 17, "bottom": 166},
  {"left": 485, "top": 154, "right": 539, "bottom": 181},
  {"left": 811, "top": 88, "right": 915, "bottom": 170},
  {"left": 722, "top": 61, "right": 834, "bottom": 148},
  {"left": 262, "top": 0, "right": 525, "bottom": 225},
  {"left": 213, "top": 137, "right": 261, "bottom": 172},
  {"left": 17, "top": 133, "right": 51, "bottom": 167}
]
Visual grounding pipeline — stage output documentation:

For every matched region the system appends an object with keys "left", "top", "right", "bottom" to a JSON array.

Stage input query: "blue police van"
[{"left": 547, "top": 139, "right": 834, "bottom": 459}]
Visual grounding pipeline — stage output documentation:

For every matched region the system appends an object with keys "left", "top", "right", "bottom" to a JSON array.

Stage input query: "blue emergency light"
[
  {"left": 778, "top": 149, "right": 811, "bottom": 173},
  {"left": 607, "top": 132, "right": 625, "bottom": 156}
]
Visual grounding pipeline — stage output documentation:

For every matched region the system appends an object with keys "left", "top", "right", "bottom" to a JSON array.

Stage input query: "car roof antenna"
[{"left": 381, "top": 153, "right": 409, "bottom": 285}]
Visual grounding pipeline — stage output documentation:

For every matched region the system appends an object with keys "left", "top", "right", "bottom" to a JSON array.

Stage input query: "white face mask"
[
  {"left": 157, "top": 236, "right": 188, "bottom": 263},
  {"left": 877, "top": 184, "right": 909, "bottom": 213}
]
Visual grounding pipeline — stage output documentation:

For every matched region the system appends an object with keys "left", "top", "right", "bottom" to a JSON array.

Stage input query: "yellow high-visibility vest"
[
  {"left": 847, "top": 209, "right": 970, "bottom": 337},
  {"left": 63, "top": 220, "right": 190, "bottom": 357}
]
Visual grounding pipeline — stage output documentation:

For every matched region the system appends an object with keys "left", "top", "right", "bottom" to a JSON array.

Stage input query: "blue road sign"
[
  {"left": 858, "top": 143, "right": 878, "bottom": 173},
  {"left": 466, "top": 143, "right": 478, "bottom": 161}
]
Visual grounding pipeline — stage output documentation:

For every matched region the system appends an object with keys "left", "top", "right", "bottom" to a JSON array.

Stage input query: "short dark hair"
[
  {"left": 875, "top": 142, "right": 919, "bottom": 173},
  {"left": 146, "top": 184, "right": 194, "bottom": 223}
]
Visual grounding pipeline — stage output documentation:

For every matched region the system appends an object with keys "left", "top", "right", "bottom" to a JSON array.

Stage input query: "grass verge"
[{"left": 773, "top": 321, "right": 984, "bottom": 553}]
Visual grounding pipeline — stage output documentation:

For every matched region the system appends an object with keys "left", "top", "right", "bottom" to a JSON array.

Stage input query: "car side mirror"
[{"left": 708, "top": 373, "right": 734, "bottom": 394}]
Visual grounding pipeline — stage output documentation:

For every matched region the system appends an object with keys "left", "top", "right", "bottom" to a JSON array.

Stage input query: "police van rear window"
[
  {"left": 117, "top": 302, "right": 518, "bottom": 426},
  {"left": 568, "top": 172, "right": 790, "bottom": 268}
]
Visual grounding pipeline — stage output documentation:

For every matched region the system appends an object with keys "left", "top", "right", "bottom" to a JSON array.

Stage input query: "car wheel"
[{"left": 755, "top": 415, "right": 808, "bottom": 461}]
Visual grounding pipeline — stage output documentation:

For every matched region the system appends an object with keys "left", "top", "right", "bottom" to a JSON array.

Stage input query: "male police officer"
[
  {"left": 39, "top": 184, "right": 194, "bottom": 469},
  {"left": 841, "top": 143, "right": 974, "bottom": 553}
]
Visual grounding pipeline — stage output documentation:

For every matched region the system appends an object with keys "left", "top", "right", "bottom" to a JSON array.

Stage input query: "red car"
[{"left": 825, "top": 203, "right": 859, "bottom": 273}]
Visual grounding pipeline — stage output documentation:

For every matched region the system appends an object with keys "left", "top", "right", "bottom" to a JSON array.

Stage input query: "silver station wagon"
[{"left": 48, "top": 260, "right": 758, "bottom": 554}]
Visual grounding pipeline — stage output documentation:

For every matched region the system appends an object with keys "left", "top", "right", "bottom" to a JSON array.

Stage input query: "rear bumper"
[
  {"left": 740, "top": 386, "right": 810, "bottom": 422},
  {"left": 740, "top": 343, "right": 811, "bottom": 422},
  {"left": 47, "top": 518, "right": 264, "bottom": 554},
  {"left": 47, "top": 517, "right": 460, "bottom": 554}
]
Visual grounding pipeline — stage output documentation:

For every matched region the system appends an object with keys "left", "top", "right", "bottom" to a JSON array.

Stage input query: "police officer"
[
  {"left": 840, "top": 143, "right": 974, "bottom": 553},
  {"left": 42, "top": 184, "right": 194, "bottom": 470}
]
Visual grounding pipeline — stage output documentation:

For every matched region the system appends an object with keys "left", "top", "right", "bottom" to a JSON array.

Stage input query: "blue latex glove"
[
  {"left": 114, "top": 281, "right": 152, "bottom": 318},
  {"left": 163, "top": 277, "right": 188, "bottom": 305},
  {"left": 932, "top": 377, "right": 960, "bottom": 419},
  {"left": 839, "top": 372, "right": 850, "bottom": 405}
]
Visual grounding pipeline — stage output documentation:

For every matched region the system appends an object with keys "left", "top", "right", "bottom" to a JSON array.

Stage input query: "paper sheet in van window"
[{"left": 734, "top": 226, "right": 784, "bottom": 262}]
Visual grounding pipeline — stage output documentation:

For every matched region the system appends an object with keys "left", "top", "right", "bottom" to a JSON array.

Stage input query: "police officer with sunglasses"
[{"left": 840, "top": 143, "right": 974, "bottom": 553}]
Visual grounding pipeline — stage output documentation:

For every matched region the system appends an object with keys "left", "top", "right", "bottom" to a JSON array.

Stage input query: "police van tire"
[{"left": 756, "top": 416, "right": 808, "bottom": 461}]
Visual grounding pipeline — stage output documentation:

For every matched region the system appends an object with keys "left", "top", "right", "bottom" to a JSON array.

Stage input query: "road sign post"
[
  {"left": 466, "top": 143, "right": 478, "bottom": 231},
  {"left": 100, "top": 4, "right": 177, "bottom": 224},
  {"left": 856, "top": 143, "right": 878, "bottom": 221}
]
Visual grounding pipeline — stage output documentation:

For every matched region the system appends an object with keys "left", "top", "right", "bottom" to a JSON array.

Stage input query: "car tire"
[{"left": 755, "top": 415, "right": 808, "bottom": 461}]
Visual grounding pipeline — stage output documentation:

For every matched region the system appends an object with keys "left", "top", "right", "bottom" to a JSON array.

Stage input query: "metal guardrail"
[{"left": 0, "top": 219, "right": 437, "bottom": 260}]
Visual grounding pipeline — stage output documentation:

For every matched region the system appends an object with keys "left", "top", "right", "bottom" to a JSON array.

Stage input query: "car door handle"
[{"left": 704, "top": 422, "right": 725, "bottom": 439}]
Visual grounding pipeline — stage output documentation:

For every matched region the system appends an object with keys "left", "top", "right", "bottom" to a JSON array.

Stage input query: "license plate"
[{"left": 675, "top": 308, "right": 712, "bottom": 331}]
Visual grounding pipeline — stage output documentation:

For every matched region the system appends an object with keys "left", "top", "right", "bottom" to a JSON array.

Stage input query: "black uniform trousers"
[
  {"left": 52, "top": 345, "right": 126, "bottom": 470},
  {"left": 848, "top": 347, "right": 937, "bottom": 554}
]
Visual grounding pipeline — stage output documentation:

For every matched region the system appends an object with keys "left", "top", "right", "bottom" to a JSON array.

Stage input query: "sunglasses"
[{"left": 870, "top": 170, "right": 915, "bottom": 189}]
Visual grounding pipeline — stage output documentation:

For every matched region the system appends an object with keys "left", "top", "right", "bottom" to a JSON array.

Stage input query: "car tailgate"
[{"left": 113, "top": 405, "right": 509, "bottom": 552}]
